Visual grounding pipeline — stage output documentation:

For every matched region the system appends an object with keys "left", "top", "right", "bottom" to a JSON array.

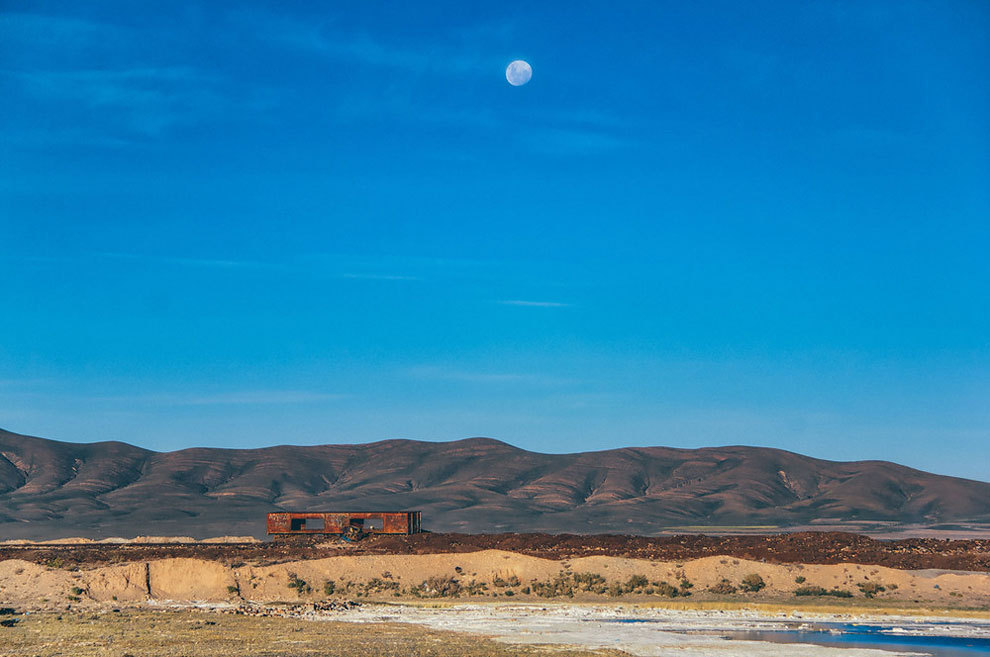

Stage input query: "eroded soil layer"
[{"left": 2, "top": 531, "right": 988, "bottom": 571}]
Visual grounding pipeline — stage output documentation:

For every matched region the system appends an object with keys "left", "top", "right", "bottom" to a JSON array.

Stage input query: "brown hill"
[{"left": 1, "top": 428, "right": 988, "bottom": 539}]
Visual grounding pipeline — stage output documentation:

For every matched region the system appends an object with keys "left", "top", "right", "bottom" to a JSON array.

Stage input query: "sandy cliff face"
[
  {"left": 2, "top": 429, "right": 989, "bottom": 539},
  {"left": 1, "top": 551, "right": 988, "bottom": 609}
]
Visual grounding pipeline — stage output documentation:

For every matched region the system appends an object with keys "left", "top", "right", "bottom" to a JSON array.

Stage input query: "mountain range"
[{"left": 1, "top": 427, "right": 988, "bottom": 539}]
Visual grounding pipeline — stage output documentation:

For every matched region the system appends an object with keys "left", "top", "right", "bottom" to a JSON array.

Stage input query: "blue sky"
[{"left": 2, "top": 1, "right": 988, "bottom": 480}]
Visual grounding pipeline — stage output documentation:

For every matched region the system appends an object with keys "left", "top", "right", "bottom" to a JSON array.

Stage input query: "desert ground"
[
  {"left": 0, "top": 608, "right": 631, "bottom": 657},
  {"left": 1, "top": 548, "right": 988, "bottom": 608},
  {"left": 1, "top": 533, "right": 988, "bottom": 655}
]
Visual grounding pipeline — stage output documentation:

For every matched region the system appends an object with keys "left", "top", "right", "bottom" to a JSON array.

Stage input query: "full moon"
[{"left": 506, "top": 60, "right": 532, "bottom": 86}]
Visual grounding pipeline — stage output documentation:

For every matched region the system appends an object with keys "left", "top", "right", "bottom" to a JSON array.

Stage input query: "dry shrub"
[
  {"left": 411, "top": 576, "right": 461, "bottom": 598},
  {"left": 857, "top": 581, "right": 886, "bottom": 598},
  {"left": 709, "top": 579, "right": 738, "bottom": 595},
  {"left": 740, "top": 574, "right": 765, "bottom": 593}
]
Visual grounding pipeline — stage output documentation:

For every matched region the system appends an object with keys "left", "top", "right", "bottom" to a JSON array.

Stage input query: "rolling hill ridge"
[{"left": 1, "top": 428, "right": 988, "bottom": 539}]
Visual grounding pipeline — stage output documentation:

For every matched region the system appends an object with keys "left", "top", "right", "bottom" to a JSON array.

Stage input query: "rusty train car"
[{"left": 267, "top": 511, "right": 422, "bottom": 537}]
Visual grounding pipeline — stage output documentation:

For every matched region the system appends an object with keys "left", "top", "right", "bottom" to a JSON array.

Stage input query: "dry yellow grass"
[
  {"left": 625, "top": 599, "right": 990, "bottom": 618},
  {"left": 388, "top": 597, "right": 990, "bottom": 619},
  {"left": 0, "top": 609, "right": 630, "bottom": 657}
]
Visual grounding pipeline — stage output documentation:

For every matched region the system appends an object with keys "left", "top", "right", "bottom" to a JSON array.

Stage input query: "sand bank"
[{"left": 1, "top": 550, "right": 988, "bottom": 609}]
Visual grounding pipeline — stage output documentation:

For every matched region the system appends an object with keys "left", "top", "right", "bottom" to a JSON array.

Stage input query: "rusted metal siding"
[{"left": 267, "top": 511, "right": 422, "bottom": 535}]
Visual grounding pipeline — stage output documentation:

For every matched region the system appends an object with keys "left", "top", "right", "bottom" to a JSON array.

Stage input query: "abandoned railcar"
[{"left": 267, "top": 511, "right": 422, "bottom": 537}]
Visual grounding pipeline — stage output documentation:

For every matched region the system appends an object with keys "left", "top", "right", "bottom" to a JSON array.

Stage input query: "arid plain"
[
  {"left": 2, "top": 533, "right": 989, "bottom": 656},
  {"left": 3, "top": 430, "right": 990, "bottom": 654}
]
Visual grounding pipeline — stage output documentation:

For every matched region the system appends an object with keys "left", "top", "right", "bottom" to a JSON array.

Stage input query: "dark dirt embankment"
[{"left": 2, "top": 531, "right": 989, "bottom": 571}]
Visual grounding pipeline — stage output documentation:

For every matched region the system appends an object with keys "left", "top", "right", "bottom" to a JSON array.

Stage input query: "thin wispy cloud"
[
  {"left": 320, "top": 33, "right": 485, "bottom": 75},
  {"left": 334, "top": 94, "right": 501, "bottom": 130},
  {"left": 3, "top": 128, "right": 136, "bottom": 150},
  {"left": 10, "top": 67, "right": 224, "bottom": 137},
  {"left": 498, "top": 300, "right": 572, "bottom": 308},
  {"left": 17, "top": 253, "right": 574, "bottom": 300},
  {"left": 301, "top": 253, "right": 496, "bottom": 269},
  {"left": 340, "top": 273, "right": 421, "bottom": 282},
  {"left": 301, "top": 253, "right": 504, "bottom": 282},
  {"left": 95, "top": 390, "right": 348, "bottom": 406},
  {"left": 407, "top": 366, "right": 580, "bottom": 387},
  {"left": 221, "top": 11, "right": 631, "bottom": 157},
  {"left": 0, "top": 12, "right": 121, "bottom": 50},
  {"left": 239, "top": 11, "right": 489, "bottom": 76},
  {"left": 8, "top": 252, "right": 439, "bottom": 282},
  {"left": 525, "top": 127, "right": 629, "bottom": 155},
  {"left": 6, "top": 253, "right": 272, "bottom": 270},
  {"left": 2, "top": 13, "right": 277, "bottom": 143},
  {"left": 96, "top": 253, "right": 423, "bottom": 280},
  {"left": 96, "top": 252, "right": 271, "bottom": 270},
  {"left": 409, "top": 368, "right": 525, "bottom": 384},
  {"left": 0, "top": 378, "right": 50, "bottom": 388}
]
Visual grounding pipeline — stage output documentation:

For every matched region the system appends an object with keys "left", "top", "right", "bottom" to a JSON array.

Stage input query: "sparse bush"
[
  {"left": 410, "top": 576, "right": 461, "bottom": 598},
  {"left": 709, "top": 579, "right": 738, "bottom": 595},
  {"left": 623, "top": 575, "right": 650, "bottom": 593},
  {"left": 323, "top": 580, "right": 336, "bottom": 596},
  {"left": 520, "top": 586, "right": 531, "bottom": 595},
  {"left": 492, "top": 575, "right": 520, "bottom": 588},
  {"left": 655, "top": 581, "right": 680, "bottom": 598},
  {"left": 607, "top": 582, "right": 625, "bottom": 597},
  {"left": 226, "top": 585, "right": 239, "bottom": 595},
  {"left": 287, "top": 573, "right": 311, "bottom": 596},
  {"left": 462, "top": 580, "right": 489, "bottom": 595},
  {"left": 679, "top": 578, "right": 693, "bottom": 591},
  {"left": 532, "top": 571, "right": 608, "bottom": 598},
  {"left": 857, "top": 581, "right": 886, "bottom": 599},
  {"left": 572, "top": 572, "right": 607, "bottom": 592},
  {"left": 364, "top": 578, "right": 400, "bottom": 594},
  {"left": 70, "top": 587, "right": 85, "bottom": 596},
  {"left": 532, "top": 573, "right": 573, "bottom": 598},
  {"left": 740, "top": 574, "right": 766, "bottom": 593},
  {"left": 794, "top": 576, "right": 806, "bottom": 584}
]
